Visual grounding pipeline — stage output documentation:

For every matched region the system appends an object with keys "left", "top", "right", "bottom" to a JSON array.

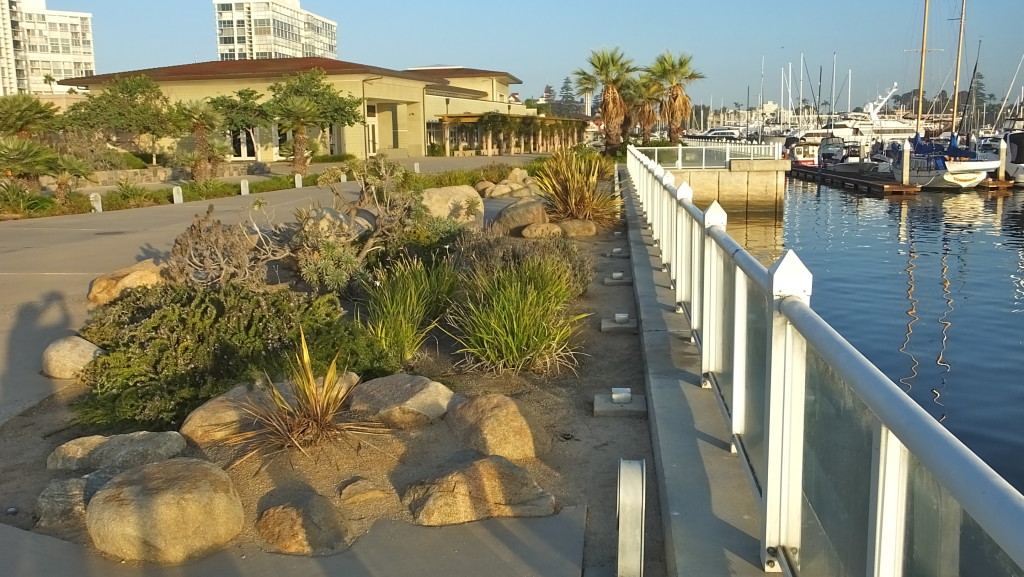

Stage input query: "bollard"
[
  {"left": 340, "top": 173, "right": 347, "bottom": 182},
  {"left": 172, "top": 186, "right": 183, "bottom": 204},
  {"left": 413, "top": 162, "right": 420, "bottom": 174},
  {"left": 901, "top": 140, "right": 911, "bottom": 186},
  {"left": 89, "top": 192, "right": 102, "bottom": 213},
  {"left": 999, "top": 139, "right": 1007, "bottom": 182},
  {"left": 240, "top": 179, "right": 249, "bottom": 195},
  {"left": 617, "top": 459, "right": 646, "bottom": 577},
  {"left": 294, "top": 173, "right": 302, "bottom": 189}
]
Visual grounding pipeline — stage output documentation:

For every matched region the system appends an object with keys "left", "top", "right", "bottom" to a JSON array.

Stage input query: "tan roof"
[
  {"left": 405, "top": 66, "right": 522, "bottom": 85},
  {"left": 58, "top": 57, "right": 445, "bottom": 87}
]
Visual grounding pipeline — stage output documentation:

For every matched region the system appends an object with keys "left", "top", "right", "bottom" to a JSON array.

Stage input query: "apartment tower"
[
  {"left": 0, "top": 0, "right": 93, "bottom": 95},
  {"left": 213, "top": 0, "right": 336, "bottom": 61}
]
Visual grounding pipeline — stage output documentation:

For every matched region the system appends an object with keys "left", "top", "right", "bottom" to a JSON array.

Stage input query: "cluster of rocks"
[{"left": 35, "top": 373, "right": 555, "bottom": 565}]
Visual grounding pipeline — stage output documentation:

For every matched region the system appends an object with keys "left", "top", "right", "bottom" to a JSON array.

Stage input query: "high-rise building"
[
  {"left": 213, "top": 0, "right": 336, "bottom": 61},
  {"left": 0, "top": 0, "right": 94, "bottom": 95}
]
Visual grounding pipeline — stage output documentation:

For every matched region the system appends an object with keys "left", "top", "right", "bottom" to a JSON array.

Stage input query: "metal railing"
[
  {"left": 625, "top": 144, "right": 1024, "bottom": 577},
  {"left": 634, "top": 140, "right": 781, "bottom": 169}
]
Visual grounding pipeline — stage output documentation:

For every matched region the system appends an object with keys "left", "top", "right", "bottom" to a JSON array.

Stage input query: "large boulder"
[
  {"left": 299, "top": 206, "right": 375, "bottom": 240},
  {"left": 86, "top": 458, "right": 243, "bottom": 564},
  {"left": 521, "top": 223, "right": 564, "bottom": 239},
  {"left": 402, "top": 455, "right": 555, "bottom": 526},
  {"left": 349, "top": 374, "right": 456, "bottom": 429},
  {"left": 41, "top": 336, "right": 104, "bottom": 379},
  {"left": 256, "top": 494, "right": 351, "bottom": 555},
  {"left": 506, "top": 167, "right": 530, "bottom": 185},
  {"left": 34, "top": 478, "right": 88, "bottom": 541},
  {"left": 558, "top": 219, "right": 599, "bottom": 238},
  {"left": 447, "top": 394, "right": 551, "bottom": 460},
  {"left": 421, "top": 185, "right": 483, "bottom": 228},
  {"left": 488, "top": 184, "right": 514, "bottom": 198},
  {"left": 47, "top": 431, "right": 186, "bottom": 472},
  {"left": 88, "top": 259, "right": 165, "bottom": 306},
  {"left": 491, "top": 199, "right": 549, "bottom": 236},
  {"left": 473, "top": 180, "right": 495, "bottom": 195},
  {"left": 179, "top": 383, "right": 267, "bottom": 446}
]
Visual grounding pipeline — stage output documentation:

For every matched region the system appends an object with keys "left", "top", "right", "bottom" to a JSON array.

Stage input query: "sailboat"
[{"left": 888, "top": 0, "right": 1001, "bottom": 189}]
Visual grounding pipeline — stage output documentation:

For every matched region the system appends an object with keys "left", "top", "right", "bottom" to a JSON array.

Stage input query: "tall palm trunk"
[
  {"left": 601, "top": 85, "right": 625, "bottom": 155},
  {"left": 292, "top": 123, "right": 308, "bottom": 176}
]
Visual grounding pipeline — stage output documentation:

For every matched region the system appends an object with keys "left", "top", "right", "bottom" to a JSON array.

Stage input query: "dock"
[{"left": 788, "top": 164, "right": 920, "bottom": 195}]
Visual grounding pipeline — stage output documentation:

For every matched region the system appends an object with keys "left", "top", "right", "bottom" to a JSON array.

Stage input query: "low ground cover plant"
[{"left": 75, "top": 284, "right": 397, "bottom": 430}]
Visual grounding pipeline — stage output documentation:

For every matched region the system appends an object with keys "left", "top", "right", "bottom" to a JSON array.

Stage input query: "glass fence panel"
[
  {"left": 795, "top": 345, "right": 875, "bottom": 577},
  {"left": 716, "top": 247, "right": 737, "bottom": 414},
  {"left": 904, "top": 456, "right": 1024, "bottom": 577},
  {"left": 741, "top": 281, "right": 768, "bottom": 488}
]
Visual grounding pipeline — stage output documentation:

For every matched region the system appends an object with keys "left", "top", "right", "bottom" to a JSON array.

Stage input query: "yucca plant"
[
  {"left": 534, "top": 148, "right": 622, "bottom": 229},
  {"left": 0, "top": 179, "right": 54, "bottom": 215},
  {"left": 227, "top": 329, "right": 388, "bottom": 465},
  {"left": 360, "top": 256, "right": 457, "bottom": 362}
]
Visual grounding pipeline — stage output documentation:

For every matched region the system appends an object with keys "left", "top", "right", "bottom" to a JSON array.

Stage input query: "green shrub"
[
  {"left": 426, "top": 142, "right": 446, "bottom": 157},
  {"left": 390, "top": 215, "right": 467, "bottom": 263},
  {"left": 75, "top": 284, "right": 395, "bottom": 430},
  {"left": 457, "top": 232, "right": 593, "bottom": 299},
  {"left": 249, "top": 175, "right": 297, "bottom": 193},
  {"left": 522, "top": 157, "right": 548, "bottom": 176},
  {"left": 446, "top": 264, "right": 588, "bottom": 374},
  {"left": 360, "top": 256, "right": 457, "bottom": 362},
  {"left": 0, "top": 179, "right": 55, "bottom": 215},
  {"left": 311, "top": 153, "right": 356, "bottom": 164},
  {"left": 181, "top": 180, "right": 237, "bottom": 202},
  {"left": 296, "top": 239, "right": 361, "bottom": 293},
  {"left": 102, "top": 179, "right": 170, "bottom": 210},
  {"left": 534, "top": 148, "right": 621, "bottom": 229},
  {"left": 405, "top": 169, "right": 481, "bottom": 190},
  {"left": 121, "top": 152, "right": 149, "bottom": 169},
  {"left": 479, "top": 162, "right": 514, "bottom": 184}
]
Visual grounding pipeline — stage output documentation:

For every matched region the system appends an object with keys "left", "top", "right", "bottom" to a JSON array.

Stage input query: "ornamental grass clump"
[
  {"left": 227, "top": 329, "right": 389, "bottom": 465},
  {"left": 534, "top": 147, "right": 621, "bottom": 229},
  {"left": 446, "top": 261, "right": 589, "bottom": 375},
  {"left": 360, "top": 255, "right": 458, "bottom": 362}
]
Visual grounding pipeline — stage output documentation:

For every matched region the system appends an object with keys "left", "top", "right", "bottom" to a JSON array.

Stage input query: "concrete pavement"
[{"left": 0, "top": 155, "right": 765, "bottom": 577}]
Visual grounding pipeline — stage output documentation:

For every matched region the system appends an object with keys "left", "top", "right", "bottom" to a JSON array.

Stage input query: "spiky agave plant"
[
  {"left": 227, "top": 328, "right": 388, "bottom": 465},
  {"left": 534, "top": 148, "right": 622, "bottom": 229}
]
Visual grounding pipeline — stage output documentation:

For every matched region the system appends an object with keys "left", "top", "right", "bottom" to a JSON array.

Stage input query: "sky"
[{"left": 50, "top": 0, "right": 1024, "bottom": 113}]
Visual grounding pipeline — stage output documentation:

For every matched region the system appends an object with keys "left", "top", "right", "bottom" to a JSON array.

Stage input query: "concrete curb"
[{"left": 620, "top": 168, "right": 764, "bottom": 577}]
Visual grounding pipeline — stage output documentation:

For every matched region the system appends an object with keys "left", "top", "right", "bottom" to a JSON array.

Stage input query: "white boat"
[
  {"left": 797, "top": 84, "right": 917, "bottom": 146},
  {"left": 887, "top": 0, "right": 998, "bottom": 189}
]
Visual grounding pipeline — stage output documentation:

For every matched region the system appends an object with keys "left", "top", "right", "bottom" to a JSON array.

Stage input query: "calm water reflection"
[{"left": 719, "top": 180, "right": 1024, "bottom": 490}]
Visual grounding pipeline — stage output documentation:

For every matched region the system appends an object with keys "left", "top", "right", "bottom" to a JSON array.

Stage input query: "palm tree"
[
  {"left": 275, "top": 95, "right": 322, "bottom": 176},
  {"left": 574, "top": 48, "right": 637, "bottom": 155},
  {"left": 647, "top": 51, "right": 705, "bottom": 143},
  {"left": 42, "top": 73, "right": 56, "bottom": 94},
  {"left": 0, "top": 94, "right": 57, "bottom": 139},
  {"left": 636, "top": 75, "right": 664, "bottom": 145},
  {"left": 173, "top": 100, "right": 225, "bottom": 184},
  {"left": 0, "top": 136, "right": 58, "bottom": 188},
  {"left": 618, "top": 76, "right": 642, "bottom": 145}
]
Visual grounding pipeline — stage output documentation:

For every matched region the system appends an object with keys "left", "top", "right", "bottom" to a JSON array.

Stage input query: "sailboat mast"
[
  {"left": 915, "top": 0, "right": 930, "bottom": 135},
  {"left": 950, "top": 0, "right": 966, "bottom": 134}
]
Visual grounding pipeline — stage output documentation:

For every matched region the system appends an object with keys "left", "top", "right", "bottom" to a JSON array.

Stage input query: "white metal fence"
[
  {"left": 625, "top": 144, "right": 1024, "bottom": 577},
  {"left": 633, "top": 140, "right": 782, "bottom": 170}
]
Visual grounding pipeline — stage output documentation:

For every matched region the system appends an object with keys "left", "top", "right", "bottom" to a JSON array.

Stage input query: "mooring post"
[
  {"left": 294, "top": 173, "right": 302, "bottom": 189},
  {"left": 89, "top": 192, "right": 102, "bottom": 213},
  {"left": 172, "top": 186, "right": 183, "bottom": 204},
  {"left": 240, "top": 179, "right": 249, "bottom": 195},
  {"left": 999, "top": 139, "right": 1007, "bottom": 182},
  {"left": 901, "top": 140, "right": 912, "bottom": 186}
]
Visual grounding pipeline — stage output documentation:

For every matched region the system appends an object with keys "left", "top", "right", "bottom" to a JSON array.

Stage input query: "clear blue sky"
[{"left": 52, "top": 0, "right": 1023, "bottom": 112}]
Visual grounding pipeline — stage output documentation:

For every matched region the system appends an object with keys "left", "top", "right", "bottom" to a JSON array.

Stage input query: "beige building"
[{"left": 60, "top": 57, "right": 534, "bottom": 161}]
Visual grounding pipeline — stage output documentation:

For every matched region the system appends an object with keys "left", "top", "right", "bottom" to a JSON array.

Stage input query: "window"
[
  {"left": 217, "top": 3, "right": 232, "bottom": 10},
  {"left": 219, "top": 37, "right": 234, "bottom": 44}
]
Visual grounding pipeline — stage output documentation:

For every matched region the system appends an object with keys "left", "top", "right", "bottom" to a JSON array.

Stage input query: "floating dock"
[{"left": 788, "top": 165, "right": 920, "bottom": 195}]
